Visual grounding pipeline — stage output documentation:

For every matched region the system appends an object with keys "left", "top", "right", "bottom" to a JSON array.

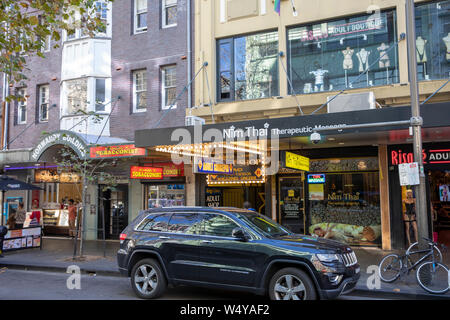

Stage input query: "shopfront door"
[
  {"left": 278, "top": 176, "right": 305, "bottom": 234},
  {"left": 98, "top": 184, "right": 128, "bottom": 239}
]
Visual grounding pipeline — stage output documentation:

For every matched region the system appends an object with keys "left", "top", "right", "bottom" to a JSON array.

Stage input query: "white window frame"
[
  {"left": 17, "top": 89, "right": 27, "bottom": 125},
  {"left": 161, "top": 65, "right": 176, "bottom": 110},
  {"left": 162, "top": 0, "right": 177, "bottom": 28},
  {"left": 133, "top": 70, "right": 147, "bottom": 113},
  {"left": 38, "top": 85, "right": 49, "bottom": 122},
  {"left": 134, "top": 0, "right": 148, "bottom": 34}
]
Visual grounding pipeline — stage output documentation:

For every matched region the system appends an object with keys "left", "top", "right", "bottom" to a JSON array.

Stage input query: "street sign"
[{"left": 398, "top": 162, "right": 420, "bottom": 186}]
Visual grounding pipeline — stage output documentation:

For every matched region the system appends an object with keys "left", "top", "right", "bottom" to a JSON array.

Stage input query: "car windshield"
[{"left": 231, "top": 210, "right": 292, "bottom": 237}]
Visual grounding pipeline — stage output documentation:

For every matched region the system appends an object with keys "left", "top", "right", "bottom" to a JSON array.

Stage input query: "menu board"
[{"left": 2, "top": 226, "right": 42, "bottom": 252}]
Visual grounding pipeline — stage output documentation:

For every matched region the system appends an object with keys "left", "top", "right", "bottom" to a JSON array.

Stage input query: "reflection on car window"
[
  {"left": 236, "top": 212, "right": 291, "bottom": 237},
  {"left": 168, "top": 213, "right": 202, "bottom": 234},
  {"left": 137, "top": 213, "right": 170, "bottom": 232},
  {"left": 200, "top": 214, "right": 239, "bottom": 237}
]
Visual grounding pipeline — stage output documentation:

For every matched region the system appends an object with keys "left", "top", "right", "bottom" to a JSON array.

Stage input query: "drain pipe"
[
  {"left": 187, "top": 0, "right": 192, "bottom": 110},
  {"left": 2, "top": 73, "right": 8, "bottom": 150}
]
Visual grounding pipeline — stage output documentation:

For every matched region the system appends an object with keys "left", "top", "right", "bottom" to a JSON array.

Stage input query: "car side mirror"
[{"left": 232, "top": 227, "right": 249, "bottom": 242}]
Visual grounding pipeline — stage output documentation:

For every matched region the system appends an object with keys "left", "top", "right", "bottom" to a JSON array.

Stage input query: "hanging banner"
[{"left": 283, "top": 151, "right": 310, "bottom": 171}]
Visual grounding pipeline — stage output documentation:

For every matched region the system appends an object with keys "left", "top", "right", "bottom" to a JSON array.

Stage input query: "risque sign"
[{"left": 31, "top": 132, "right": 88, "bottom": 161}]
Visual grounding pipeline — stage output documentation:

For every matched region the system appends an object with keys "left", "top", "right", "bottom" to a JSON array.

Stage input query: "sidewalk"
[
  {"left": 353, "top": 247, "right": 450, "bottom": 299},
  {"left": 1, "top": 238, "right": 449, "bottom": 299},
  {"left": 0, "top": 237, "right": 120, "bottom": 277}
]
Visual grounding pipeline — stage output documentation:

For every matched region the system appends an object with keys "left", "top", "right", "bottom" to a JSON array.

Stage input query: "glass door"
[{"left": 278, "top": 175, "right": 305, "bottom": 234}]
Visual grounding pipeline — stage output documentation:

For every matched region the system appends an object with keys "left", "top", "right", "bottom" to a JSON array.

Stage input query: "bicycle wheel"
[
  {"left": 378, "top": 254, "right": 402, "bottom": 283},
  {"left": 407, "top": 242, "right": 443, "bottom": 264},
  {"left": 416, "top": 262, "right": 450, "bottom": 294}
]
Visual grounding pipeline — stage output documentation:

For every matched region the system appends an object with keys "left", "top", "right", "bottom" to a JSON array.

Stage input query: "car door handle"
[
  {"left": 159, "top": 236, "right": 170, "bottom": 239},
  {"left": 201, "top": 240, "right": 213, "bottom": 244}
]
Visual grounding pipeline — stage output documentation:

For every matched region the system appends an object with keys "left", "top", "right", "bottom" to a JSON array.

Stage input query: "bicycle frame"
[{"left": 402, "top": 243, "right": 438, "bottom": 274}]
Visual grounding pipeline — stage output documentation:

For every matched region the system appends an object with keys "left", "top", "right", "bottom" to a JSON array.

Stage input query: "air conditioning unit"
[
  {"left": 185, "top": 116, "right": 206, "bottom": 126},
  {"left": 327, "top": 92, "right": 376, "bottom": 113}
]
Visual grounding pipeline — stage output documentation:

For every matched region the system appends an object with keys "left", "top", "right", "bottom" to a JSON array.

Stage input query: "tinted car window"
[
  {"left": 137, "top": 213, "right": 171, "bottom": 232},
  {"left": 200, "top": 213, "right": 240, "bottom": 237},
  {"left": 167, "top": 213, "right": 202, "bottom": 234}
]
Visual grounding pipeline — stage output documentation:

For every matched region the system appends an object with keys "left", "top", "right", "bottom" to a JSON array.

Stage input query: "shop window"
[
  {"left": 167, "top": 213, "right": 202, "bottom": 234},
  {"left": 146, "top": 184, "right": 185, "bottom": 208},
  {"left": 217, "top": 30, "right": 279, "bottom": 102},
  {"left": 199, "top": 214, "right": 240, "bottom": 237},
  {"left": 308, "top": 169, "right": 381, "bottom": 247},
  {"left": 287, "top": 10, "right": 399, "bottom": 94},
  {"left": 415, "top": 1, "right": 450, "bottom": 81}
]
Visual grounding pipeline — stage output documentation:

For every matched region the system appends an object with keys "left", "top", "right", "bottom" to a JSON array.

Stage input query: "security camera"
[{"left": 310, "top": 132, "right": 321, "bottom": 144}]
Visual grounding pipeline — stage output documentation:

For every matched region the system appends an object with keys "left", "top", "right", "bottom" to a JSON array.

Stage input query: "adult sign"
[
  {"left": 90, "top": 144, "right": 147, "bottom": 159},
  {"left": 130, "top": 166, "right": 163, "bottom": 180}
]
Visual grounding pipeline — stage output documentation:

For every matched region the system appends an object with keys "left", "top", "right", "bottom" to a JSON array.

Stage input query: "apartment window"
[
  {"left": 134, "top": 0, "right": 148, "bottom": 33},
  {"left": 287, "top": 10, "right": 398, "bottom": 94},
  {"left": 66, "top": 79, "right": 88, "bottom": 114},
  {"left": 38, "top": 85, "right": 49, "bottom": 122},
  {"left": 133, "top": 70, "right": 147, "bottom": 112},
  {"left": 161, "top": 65, "right": 176, "bottom": 110},
  {"left": 17, "top": 89, "right": 27, "bottom": 124},
  {"left": 162, "top": 0, "right": 177, "bottom": 28},
  {"left": 95, "top": 1, "right": 108, "bottom": 35},
  {"left": 41, "top": 35, "right": 51, "bottom": 52},
  {"left": 217, "top": 31, "right": 279, "bottom": 102},
  {"left": 95, "top": 78, "right": 106, "bottom": 112}
]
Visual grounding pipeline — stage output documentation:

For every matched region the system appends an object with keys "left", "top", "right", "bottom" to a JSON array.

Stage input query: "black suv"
[{"left": 117, "top": 207, "right": 360, "bottom": 300}]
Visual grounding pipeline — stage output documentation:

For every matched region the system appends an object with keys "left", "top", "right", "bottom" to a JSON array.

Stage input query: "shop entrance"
[
  {"left": 278, "top": 175, "right": 305, "bottom": 234},
  {"left": 205, "top": 186, "right": 265, "bottom": 212},
  {"left": 98, "top": 184, "right": 128, "bottom": 240},
  {"left": 429, "top": 170, "right": 450, "bottom": 247}
]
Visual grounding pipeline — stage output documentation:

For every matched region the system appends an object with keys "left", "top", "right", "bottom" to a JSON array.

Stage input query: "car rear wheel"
[
  {"left": 130, "top": 258, "right": 167, "bottom": 299},
  {"left": 269, "top": 268, "right": 317, "bottom": 300}
]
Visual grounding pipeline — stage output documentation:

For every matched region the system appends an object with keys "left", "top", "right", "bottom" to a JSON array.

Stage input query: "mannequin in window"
[
  {"left": 416, "top": 36, "right": 428, "bottom": 63},
  {"left": 309, "top": 67, "right": 329, "bottom": 92},
  {"left": 377, "top": 43, "right": 390, "bottom": 68},
  {"left": 443, "top": 33, "right": 450, "bottom": 61},
  {"left": 356, "top": 48, "right": 371, "bottom": 72},
  {"left": 342, "top": 47, "right": 354, "bottom": 70}
]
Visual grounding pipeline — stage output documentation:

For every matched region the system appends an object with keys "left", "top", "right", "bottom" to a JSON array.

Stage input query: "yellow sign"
[{"left": 285, "top": 152, "right": 310, "bottom": 171}]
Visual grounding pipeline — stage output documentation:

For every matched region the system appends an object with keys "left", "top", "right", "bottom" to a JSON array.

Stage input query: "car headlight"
[{"left": 316, "top": 253, "right": 341, "bottom": 263}]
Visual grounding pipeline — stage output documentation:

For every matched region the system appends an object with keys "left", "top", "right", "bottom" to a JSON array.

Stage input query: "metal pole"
[{"left": 406, "top": 0, "right": 429, "bottom": 247}]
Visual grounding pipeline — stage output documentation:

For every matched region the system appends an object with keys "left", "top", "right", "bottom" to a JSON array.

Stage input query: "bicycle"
[{"left": 378, "top": 237, "right": 449, "bottom": 294}]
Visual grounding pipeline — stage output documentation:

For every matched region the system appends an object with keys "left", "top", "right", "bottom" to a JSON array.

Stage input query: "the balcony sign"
[
  {"left": 31, "top": 131, "right": 88, "bottom": 161},
  {"left": 90, "top": 144, "right": 147, "bottom": 159},
  {"left": 130, "top": 166, "right": 163, "bottom": 180}
]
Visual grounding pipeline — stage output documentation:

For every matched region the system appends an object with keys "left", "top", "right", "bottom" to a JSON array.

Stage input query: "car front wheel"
[
  {"left": 130, "top": 258, "right": 167, "bottom": 299},
  {"left": 269, "top": 268, "right": 317, "bottom": 300}
]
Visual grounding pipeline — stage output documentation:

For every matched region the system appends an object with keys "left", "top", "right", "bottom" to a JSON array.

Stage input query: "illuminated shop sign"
[
  {"left": 34, "top": 169, "right": 81, "bottom": 183},
  {"left": 307, "top": 174, "right": 326, "bottom": 184},
  {"left": 194, "top": 159, "right": 233, "bottom": 175},
  {"left": 390, "top": 147, "right": 450, "bottom": 166},
  {"left": 207, "top": 165, "right": 264, "bottom": 185},
  {"left": 130, "top": 166, "right": 163, "bottom": 180},
  {"left": 144, "top": 163, "right": 184, "bottom": 177},
  {"left": 285, "top": 152, "right": 310, "bottom": 171},
  {"left": 90, "top": 144, "right": 147, "bottom": 158}
]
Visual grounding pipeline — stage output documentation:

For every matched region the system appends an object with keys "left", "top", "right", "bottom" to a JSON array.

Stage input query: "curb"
[
  {"left": 0, "top": 262, "right": 122, "bottom": 278},
  {"left": 353, "top": 287, "right": 450, "bottom": 300}
]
